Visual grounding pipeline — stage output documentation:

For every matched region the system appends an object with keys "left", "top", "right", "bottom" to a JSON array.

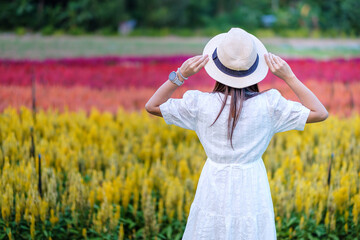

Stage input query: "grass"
[{"left": 0, "top": 34, "right": 360, "bottom": 59}]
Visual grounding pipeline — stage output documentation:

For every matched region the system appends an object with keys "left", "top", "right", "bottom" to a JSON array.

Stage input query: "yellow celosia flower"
[
  {"left": 30, "top": 215, "right": 35, "bottom": 239},
  {"left": 49, "top": 209, "right": 59, "bottom": 225},
  {"left": 82, "top": 228, "right": 87, "bottom": 239},
  {"left": 333, "top": 187, "right": 349, "bottom": 213},
  {"left": 118, "top": 223, "right": 124, "bottom": 240},
  {"left": 352, "top": 194, "right": 360, "bottom": 225},
  {"left": 39, "top": 199, "right": 48, "bottom": 222},
  {"left": 299, "top": 216, "right": 305, "bottom": 229},
  {"left": 325, "top": 211, "right": 331, "bottom": 226},
  {"left": 6, "top": 228, "right": 12, "bottom": 240},
  {"left": 316, "top": 201, "right": 324, "bottom": 225}
]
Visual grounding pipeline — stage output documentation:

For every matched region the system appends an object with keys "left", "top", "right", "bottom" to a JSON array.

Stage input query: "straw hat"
[{"left": 203, "top": 27, "right": 269, "bottom": 88}]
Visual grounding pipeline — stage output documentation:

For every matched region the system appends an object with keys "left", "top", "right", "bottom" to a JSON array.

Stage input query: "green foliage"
[
  {"left": 0, "top": 0, "right": 359, "bottom": 36},
  {"left": 14, "top": 27, "right": 26, "bottom": 36},
  {"left": 0, "top": 202, "right": 359, "bottom": 239},
  {"left": 41, "top": 25, "right": 55, "bottom": 36},
  {"left": 0, "top": 0, "right": 127, "bottom": 33}
]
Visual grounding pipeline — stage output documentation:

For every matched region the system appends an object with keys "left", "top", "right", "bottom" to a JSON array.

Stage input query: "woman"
[{"left": 145, "top": 28, "right": 328, "bottom": 240}]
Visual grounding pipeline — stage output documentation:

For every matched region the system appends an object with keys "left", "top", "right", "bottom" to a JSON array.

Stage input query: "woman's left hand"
[{"left": 178, "top": 55, "right": 209, "bottom": 80}]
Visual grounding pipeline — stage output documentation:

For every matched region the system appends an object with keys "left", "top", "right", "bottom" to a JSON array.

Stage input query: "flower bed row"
[
  {"left": 1, "top": 80, "right": 359, "bottom": 117},
  {"left": 1, "top": 57, "right": 359, "bottom": 89}
]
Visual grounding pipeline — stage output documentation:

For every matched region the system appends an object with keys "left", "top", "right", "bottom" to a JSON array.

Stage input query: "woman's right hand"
[
  {"left": 264, "top": 52, "right": 329, "bottom": 123},
  {"left": 264, "top": 53, "right": 296, "bottom": 82}
]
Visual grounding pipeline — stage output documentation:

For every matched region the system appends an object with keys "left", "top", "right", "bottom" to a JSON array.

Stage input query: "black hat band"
[{"left": 212, "top": 48, "right": 259, "bottom": 77}]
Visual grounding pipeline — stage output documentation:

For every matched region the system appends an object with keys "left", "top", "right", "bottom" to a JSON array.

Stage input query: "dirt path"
[
  {"left": 1, "top": 33, "right": 359, "bottom": 59},
  {"left": 261, "top": 37, "right": 360, "bottom": 48}
]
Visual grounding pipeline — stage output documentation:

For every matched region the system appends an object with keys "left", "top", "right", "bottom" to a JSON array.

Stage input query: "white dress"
[{"left": 159, "top": 89, "right": 310, "bottom": 240}]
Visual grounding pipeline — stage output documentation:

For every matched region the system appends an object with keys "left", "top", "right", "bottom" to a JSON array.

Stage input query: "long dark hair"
[{"left": 210, "top": 81, "right": 264, "bottom": 149}]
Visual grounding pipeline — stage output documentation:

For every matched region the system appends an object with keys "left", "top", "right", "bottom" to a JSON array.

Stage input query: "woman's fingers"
[
  {"left": 193, "top": 55, "right": 207, "bottom": 65},
  {"left": 272, "top": 54, "right": 282, "bottom": 66},
  {"left": 265, "top": 52, "right": 295, "bottom": 81},
  {"left": 180, "top": 55, "right": 208, "bottom": 78},
  {"left": 266, "top": 52, "right": 283, "bottom": 72},
  {"left": 188, "top": 55, "right": 208, "bottom": 72},
  {"left": 269, "top": 53, "right": 278, "bottom": 67},
  {"left": 195, "top": 54, "right": 208, "bottom": 66},
  {"left": 264, "top": 53, "right": 275, "bottom": 72},
  {"left": 194, "top": 56, "right": 209, "bottom": 72},
  {"left": 190, "top": 56, "right": 203, "bottom": 68},
  {"left": 184, "top": 55, "right": 202, "bottom": 69},
  {"left": 189, "top": 55, "right": 203, "bottom": 64},
  {"left": 183, "top": 55, "right": 200, "bottom": 67},
  {"left": 195, "top": 55, "right": 209, "bottom": 71}
]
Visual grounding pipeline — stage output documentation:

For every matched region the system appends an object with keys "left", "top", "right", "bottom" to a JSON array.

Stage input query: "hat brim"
[{"left": 202, "top": 32, "right": 269, "bottom": 89}]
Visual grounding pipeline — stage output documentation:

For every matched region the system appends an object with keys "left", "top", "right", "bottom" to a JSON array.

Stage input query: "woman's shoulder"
[
  {"left": 181, "top": 90, "right": 214, "bottom": 110},
  {"left": 261, "top": 88, "right": 279, "bottom": 95},
  {"left": 179, "top": 90, "right": 211, "bottom": 107},
  {"left": 184, "top": 89, "right": 211, "bottom": 94},
  {"left": 260, "top": 88, "right": 282, "bottom": 101},
  {"left": 182, "top": 89, "right": 212, "bottom": 99}
]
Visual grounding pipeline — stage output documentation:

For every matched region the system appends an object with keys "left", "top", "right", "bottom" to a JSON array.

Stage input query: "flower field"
[
  {"left": 0, "top": 56, "right": 359, "bottom": 239},
  {"left": 1, "top": 57, "right": 360, "bottom": 117}
]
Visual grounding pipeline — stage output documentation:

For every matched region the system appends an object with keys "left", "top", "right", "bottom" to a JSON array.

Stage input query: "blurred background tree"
[{"left": 0, "top": 0, "right": 359, "bottom": 36}]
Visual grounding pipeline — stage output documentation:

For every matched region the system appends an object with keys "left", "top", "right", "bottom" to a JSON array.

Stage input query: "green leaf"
[
  {"left": 69, "top": 229, "right": 79, "bottom": 234},
  {"left": 120, "top": 217, "right": 134, "bottom": 225},
  {"left": 120, "top": 217, "right": 136, "bottom": 229},
  {"left": 128, "top": 204, "right": 134, "bottom": 212},
  {"left": 157, "top": 233, "right": 166, "bottom": 239},
  {"left": 286, "top": 217, "right": 298, "bottom": 228},
  {"left": 20, "top": 225, "right": 30, "bottom": 230},
  {"left": 88, "top": 228, "right": 101, "bottom": 236},
  {"left": 315, "top": 227, "right": 326, "bottom": 237},
  {"left": 43, "top": 229, "right": 49, "bottom": 237},
  {"left": 174, "top": 233, "right": 182, "bottom": 240},
  {"left": 307, "top": 233, "right": 318, "bottom": 240},
  {"left": 83, "top": 174, "right": 91, "bottom": 183},
  {"left": 328, "top": 234, "right": 340, "bottom": 240},
  {"left": 130, "top": 222, "right": 137, "bottom": 228},
  {"left": 135, "top": 228, "right": 143, "bottom": 238},
  {"left": 65, "top": 218, "right": 73, "bottom": 224},
  {"left": 166, "top": 226, "right": 173, "bottom": 238},
  {"left": 0, "top": 233, "right": 7, "bottom": 240}
]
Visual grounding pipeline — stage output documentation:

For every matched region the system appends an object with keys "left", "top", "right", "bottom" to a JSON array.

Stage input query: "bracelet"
[{"left": 177, "top": 68, "right": 188, "bottom": 80}]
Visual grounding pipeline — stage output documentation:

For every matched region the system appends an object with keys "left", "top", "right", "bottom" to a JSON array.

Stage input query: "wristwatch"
[{"left": 168, "top": 71, "right": 184, "bottom": 86}]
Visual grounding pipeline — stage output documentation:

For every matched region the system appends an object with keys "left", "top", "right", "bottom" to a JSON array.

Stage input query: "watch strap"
[
  {"left": 172, "top": 77, "right": 184, "bottom": 86},
  {"left": 169, "top": 71, "right": 184, "bottom": 86}
]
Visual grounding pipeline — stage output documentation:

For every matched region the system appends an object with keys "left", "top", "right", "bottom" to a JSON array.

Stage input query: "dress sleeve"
[
  {"left": 266, "top": 89, "right": 311, "bottom": 134},
  {"left": 159, "top": 90, "right": 201, "bottom": 131}
]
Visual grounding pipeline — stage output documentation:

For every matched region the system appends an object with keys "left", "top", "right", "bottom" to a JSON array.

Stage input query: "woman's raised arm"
[
  {"left": 264, "top": 53, "right": 328, "bottom": 123},
  {"left": 145, "top": 55, "right": 209, "bottom": 116}
]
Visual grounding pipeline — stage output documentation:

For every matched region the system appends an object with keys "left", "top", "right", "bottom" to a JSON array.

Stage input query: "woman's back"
[{"left": 160, "top": 88, "right": 310, "bottom": 164}]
